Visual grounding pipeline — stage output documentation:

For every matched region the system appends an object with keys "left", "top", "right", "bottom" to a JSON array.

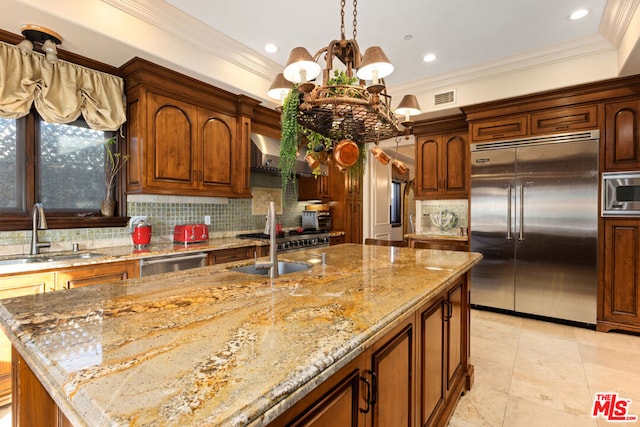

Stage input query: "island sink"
[{"left": 229, "top": 261, "right": 311, "bottom": 276}]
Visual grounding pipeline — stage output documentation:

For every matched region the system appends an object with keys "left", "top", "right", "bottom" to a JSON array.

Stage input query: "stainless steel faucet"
[
  {"left": 30, "top": 203, "right": 50, "bottom": 255},
  {"left": 255, "top": 201, "right": 279, "bottom": 279}
]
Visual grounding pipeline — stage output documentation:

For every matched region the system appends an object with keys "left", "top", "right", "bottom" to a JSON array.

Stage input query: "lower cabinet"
[
  {"left": 408, "top": 238, "right": 469, "bottom": 252},
  {"left": 599, "top": 219, "right": 640, "bottom": 333},
  {"left": 208, "top": 246, "right": 258, "bottom": 264},
  {"left": 330, "top": 235, "right": 346, "bottom": 246},
  {"left": 272, "top": 275, "right": 470, "bottom": 427},
  {"left": 0, "top": 272, "right": 53, "bottom": 406},
  {"left": 56, "top": 261, "right": 139, "bottom": 290},
  {"left": 1, "top": 261, "right": 138, "bottom": 406},
  {"left": 417, "top": 276, "right": 467, "bottom": 427}
]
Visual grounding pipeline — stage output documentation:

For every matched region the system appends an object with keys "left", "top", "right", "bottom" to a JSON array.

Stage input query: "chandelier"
[{"left": 268, "top": 0, "right": 422, "bottom": 146}]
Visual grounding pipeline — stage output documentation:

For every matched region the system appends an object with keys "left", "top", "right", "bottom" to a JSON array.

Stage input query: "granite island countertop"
[{"left": 0, "top": 244, "right": 481, "bottom": 426}]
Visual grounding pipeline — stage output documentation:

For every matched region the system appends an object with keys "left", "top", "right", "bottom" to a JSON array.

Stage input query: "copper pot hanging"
[
  {"left": 371, "top": 145, "right": 391, "bottom": 165},
  {"left": 333, "top": 139, "right": 360, "bottom": 168}
]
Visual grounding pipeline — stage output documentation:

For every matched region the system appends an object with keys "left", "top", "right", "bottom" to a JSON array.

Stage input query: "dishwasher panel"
[{"left": 139, "top": 253, "right": 207, "bottom": 277}]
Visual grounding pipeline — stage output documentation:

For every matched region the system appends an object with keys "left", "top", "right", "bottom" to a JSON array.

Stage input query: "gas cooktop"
[{"left": 236, "top": 230, "right": 330, "bottom": 252}]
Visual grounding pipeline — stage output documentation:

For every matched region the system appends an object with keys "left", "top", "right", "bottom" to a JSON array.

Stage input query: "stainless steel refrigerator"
[{"left": 470, "top": 130, "right": 599, "bottom": 324}]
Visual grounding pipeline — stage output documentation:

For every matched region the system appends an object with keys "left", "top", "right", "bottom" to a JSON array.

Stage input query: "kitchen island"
[{"left": 0, "top": 244, "right": 481, "bottom": 426}]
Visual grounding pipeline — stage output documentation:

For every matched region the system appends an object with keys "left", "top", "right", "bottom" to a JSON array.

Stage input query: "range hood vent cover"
[{"left": 250, "top": 133, "right": 313, "bottom": 176}]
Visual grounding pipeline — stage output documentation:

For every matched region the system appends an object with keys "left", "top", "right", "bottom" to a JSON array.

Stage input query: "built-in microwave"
[{"left": 602, "top": 171, "right": 640, "bottom": 216}]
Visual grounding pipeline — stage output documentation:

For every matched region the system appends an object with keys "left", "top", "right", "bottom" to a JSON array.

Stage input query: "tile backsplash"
[
  {"left": 416, "top": 199, "right": 468, "bottom": 235},
  {"left": 0, "top": 172, "right": 305, "bottom": 254}
]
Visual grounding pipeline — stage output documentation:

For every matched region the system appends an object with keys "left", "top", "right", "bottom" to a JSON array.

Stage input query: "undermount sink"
[
  {"left": 229, "top": 261, "right": 311, "bottom": 276},
  {"left": 0, "top": 252, "right": 105, "bottom": 266}
]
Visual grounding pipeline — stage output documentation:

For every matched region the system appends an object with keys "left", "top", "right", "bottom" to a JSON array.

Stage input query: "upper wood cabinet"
[
  {"left": 121, "top": 58, "right": 259, "bottom": 198},
  {"left": 605, "top": 100, "right": 640, "bottom": 171},
  {"left": 469, "top": 105, "right": 598, "bottom": 143},
  {"left": 298, "top": 175, "right": 330, "bottom": 201},
  {"left": 470, "top": 115, "right": 528, "bottom": 142},
  {"left": 415, "top": 132, "right": 468, "bottom": 200}
]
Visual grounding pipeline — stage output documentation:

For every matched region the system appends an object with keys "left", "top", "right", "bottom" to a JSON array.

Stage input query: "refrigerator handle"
[
  {"left": 518, "top": 185, "right": 525, "bottom": 241},
  {"left": 506, "top": 184, "right": 513, "bottom": 240}
]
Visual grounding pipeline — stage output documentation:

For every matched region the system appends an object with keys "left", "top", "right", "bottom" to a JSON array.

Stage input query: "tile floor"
[
  {"left": 449, "top": 309, "right": 640, "bottom": 426},
  {"left": 1, "top": 309, "right": 638, "bottom": 426}
]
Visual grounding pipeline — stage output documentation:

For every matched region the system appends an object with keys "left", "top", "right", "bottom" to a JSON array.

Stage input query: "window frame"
[{"left": 0, "top": 112, "right": 128, "bottom": 231}]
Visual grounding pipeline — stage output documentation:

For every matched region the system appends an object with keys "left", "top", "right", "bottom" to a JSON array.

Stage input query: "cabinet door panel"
[
  {"left": 443, "top": 134, "right": 467, "bottom": 194},
  {"left": 447, "top": 281, "right": 463, "bottom": 390},
  {"left": 56, "top": 261, "right": 138, "bottom": 290},
  {"left": 288, "top": 369, "right": 362, "bottom": 427},
  {"left": 371, "top": 324, "right": 413, "bottom": 427},
  {"left": 0, "top": 273, "right": 52, "bottom": 406},
  {"left": 603, "top": 220, "right": 640, "bottom": 325},
  {"left": 417, "top": 138, "right": 439, "bottom": 196},
  {"left": 200, "top": 110, "right": 234, "bottom": 187},
  {"left": 470, "top": 116, "right": 528, "bottom": 142},
  {"left": 531, "top": 105, "right": 598, "bottom": 135},
  {"left": 418, "top": 297, "right": 445, "bottom": 427},
  {"left": 605, "top": 101, "right": 640, "bottom": 170},
  {"left": 148, "top": 93, "right": 197, "bottom": 188}
]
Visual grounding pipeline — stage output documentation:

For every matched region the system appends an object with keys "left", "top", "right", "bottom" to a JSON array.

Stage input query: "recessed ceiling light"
[
  {"left": 264, "top": 43, "right": 279, "bottom": 53},
  {"left": 423, "top": 53, "right": 437, "bottom": 63},
  {"left": 569, "top": 8, "right": 589, "bottom": 20},
  {"left": 403, "top": 34, "right": 413, "bottom": 41}
]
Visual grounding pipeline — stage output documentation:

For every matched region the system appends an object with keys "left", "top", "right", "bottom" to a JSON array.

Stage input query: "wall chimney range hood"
[{"left": 250, "top": 133, "right": 316, "bottom": 176}]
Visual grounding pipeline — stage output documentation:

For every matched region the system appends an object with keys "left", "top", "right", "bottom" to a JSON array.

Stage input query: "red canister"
[{"left": 132, "top": 219, "right": 152, "bottom": 247}]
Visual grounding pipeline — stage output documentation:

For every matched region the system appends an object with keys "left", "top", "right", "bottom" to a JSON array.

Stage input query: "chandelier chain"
[
  {"left": 340, "top": 0, "right": 346, "bottom": 40},
  {"left": 352, "top": 0, "right": 358, "bottom": 40}
]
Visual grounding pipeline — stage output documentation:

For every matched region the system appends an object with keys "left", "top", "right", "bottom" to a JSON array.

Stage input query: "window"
[
  {"left": 0, "top": 110, "right": 122, "bottom": 230},
  {"left": 391, "top": 180, "right": 402, "bottom": 227}
]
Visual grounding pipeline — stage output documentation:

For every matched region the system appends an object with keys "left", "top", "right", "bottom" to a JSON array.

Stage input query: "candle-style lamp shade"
[
  {"left": 357, "top": 46, "right": 394, "bottom": 83},
  {"left": 283, "top": 47, "right": 321, "bottom": 83},
  {"left": 267, "top": 73, "right": 291, "bottom": 103},
  {"left": 395, "top": 94, "right": 422, "bottom": 123}
]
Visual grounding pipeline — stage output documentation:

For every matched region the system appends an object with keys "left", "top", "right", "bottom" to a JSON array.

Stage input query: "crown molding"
[
  {"left": 100, "top": 0, "right": 281, "bottom": 81},
  {"left": 600, "top": 0, "right": 640, "bottom": 46},
  {"left": 389, "top": 34, "right": 615, "bottom": 97}
]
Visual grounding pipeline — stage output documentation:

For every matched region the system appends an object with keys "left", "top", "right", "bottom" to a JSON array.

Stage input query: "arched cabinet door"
[
  {"left": 147, "top": 92, "right": 198, "bottom": 190},
  {"left": 416, "top": 136, "right": 440, "bottom": 197},
  {"left": 605, "top": 100, "right": 640, "bottom": 171},
  {"left": 199, "top": 109, "right": 235, "bottom": 191},
  {"left": 415, "top": 132, "right": 468, "bottom": 199}
]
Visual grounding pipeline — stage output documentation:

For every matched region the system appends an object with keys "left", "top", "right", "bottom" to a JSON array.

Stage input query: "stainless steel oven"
[{"left": 602, "top": 171, "right": 640, "bottom": 216}]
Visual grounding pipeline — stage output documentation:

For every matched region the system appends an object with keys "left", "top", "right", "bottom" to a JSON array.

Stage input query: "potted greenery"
[{"left": 101, "top": 136, "right": 129, "bottom": 217}]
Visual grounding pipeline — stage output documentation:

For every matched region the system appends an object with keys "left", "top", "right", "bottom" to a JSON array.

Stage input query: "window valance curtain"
[{"left": 0, "top": 41, "right": 126, "bottom": 131}]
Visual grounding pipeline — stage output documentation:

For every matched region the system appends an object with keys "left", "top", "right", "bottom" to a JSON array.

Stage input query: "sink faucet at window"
[{"left": 30, "top": 203, "right": 50, "bottom": 255}]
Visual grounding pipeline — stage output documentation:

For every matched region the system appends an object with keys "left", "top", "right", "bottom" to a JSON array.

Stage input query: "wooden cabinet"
[
  {"left": 273, "top": 316, "right": 415, "bottom": 427},
  {"left": 273, "top": 276, "right": 470, "bottom": 427},
  {"left": 208, "top": 246, "right": 257, "bottom": 265},
  {"left": 469, "top": 105, "right": 598, "bottom": 143},
  {"left": 327, "top": 162, "right": 363, "bottom": 244},
  {"left": 416, "top": 276, "right": 468, "bottom": 427},
  {"left": 298, "top": 175, "right": 330, "bottom": 201},
  {"left": 531, "top": 105, "right": 597, "bottom": 135},
  {"left": 470, "top": 115, "right": 528, "bottom": 142},
  {"left": 604, "top": 100, "right": 640, "bottom": 171},
  {"left": 408, "top": 238, "right": 468, "bottom": 252},
  {"left": 121, "top": 57, "right": 259, "bottom": 198},
  {"left": 0, "top": 272, "right": 53, "bottom": 406},
  {"left": 56, "top": 261, "right": 139, "bottom": 290},
  {"left": 599, "top": 219, "right": 640, "bottom": 333},
  {"left": 415, "top": 132, "right": 468, "bottom": 200},
  {"left": 330, "top": 235, "right": 346, "bottom": 246}
]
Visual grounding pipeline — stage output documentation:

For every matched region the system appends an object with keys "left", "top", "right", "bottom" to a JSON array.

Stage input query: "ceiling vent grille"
[{"left": 434, "top": 89, "right": 456, "bottom": 106}]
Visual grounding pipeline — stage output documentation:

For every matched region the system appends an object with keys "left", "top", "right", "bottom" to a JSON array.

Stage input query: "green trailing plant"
[
  {"left": 103, "top": 136, "right": 129, "bottom": 201},
  {"left": 348, "top": 142, "right": 367, "bottom": 181},
  {"left": 280, "top": 85, "right": 300, "bottom": 195},
  {"left": 327, "top": 69, "right": 358, "bottom": 85},
  {"left": 303, "top": 128, "right": 333, "bottom": 177}
]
